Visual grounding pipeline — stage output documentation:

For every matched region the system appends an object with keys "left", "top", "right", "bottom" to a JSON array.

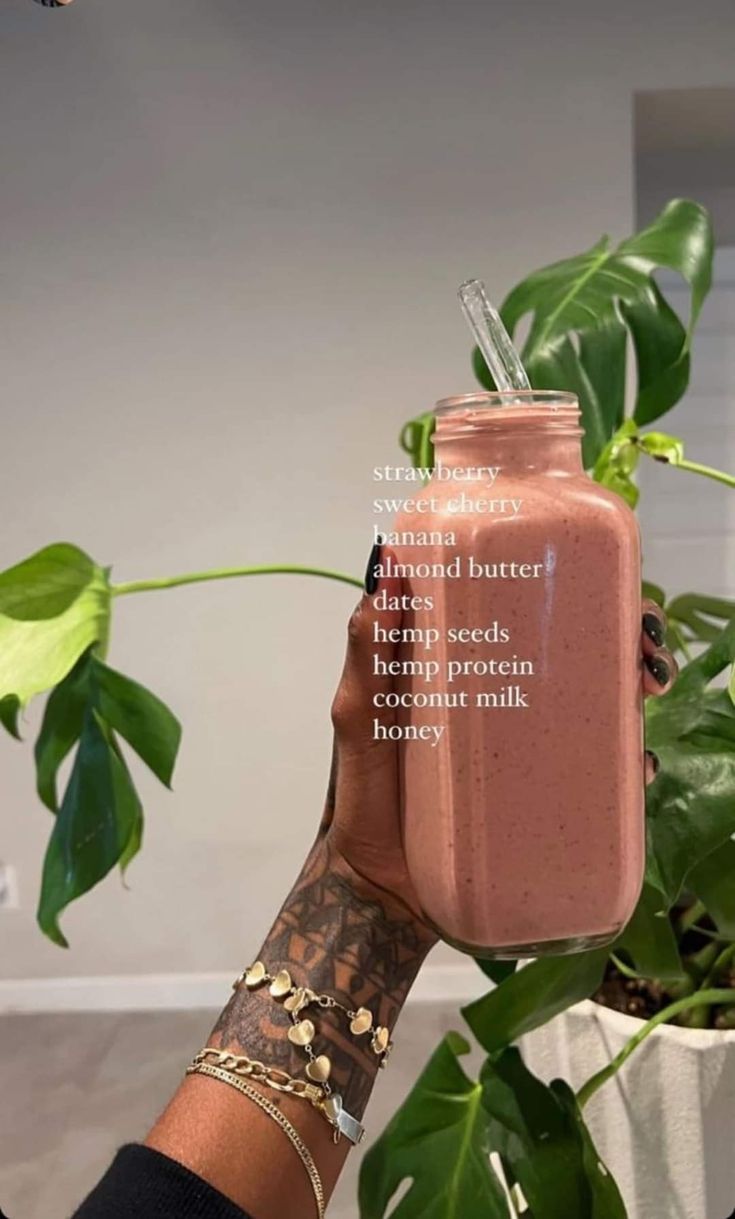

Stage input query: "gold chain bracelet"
[
  {"left": 192, "top": 1047, "right": 365, "bottom": 1146},
  {"left": 187, "top": 1060, "right": 325, "bottom": 1219},
  {"left": 192, "top": 1046, "right": 325, "bottom": 1105}
]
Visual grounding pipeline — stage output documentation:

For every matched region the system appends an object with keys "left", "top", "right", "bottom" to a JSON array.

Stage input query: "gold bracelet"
[
  {"left": 234, "top": 961, "right": 393, "bottom": 1069},
  {"left": 191, "top": 1047, "right": 366, "bottom": 1146},
  {"left": 187, "top": 1060, "right": 325, "bottom": 1219}
]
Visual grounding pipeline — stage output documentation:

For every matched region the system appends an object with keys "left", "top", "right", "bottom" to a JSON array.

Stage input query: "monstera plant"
[
  {"left": 1, "top": 198, "right": 734, "bottom": 1214},
  {"left": 361, "top": 199, "right": 735, "bottom": 1217}
]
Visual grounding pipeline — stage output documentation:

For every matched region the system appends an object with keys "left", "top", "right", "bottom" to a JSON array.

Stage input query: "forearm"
[{"left": 146, "top": 840, "right": 434, "bottom": 1217}]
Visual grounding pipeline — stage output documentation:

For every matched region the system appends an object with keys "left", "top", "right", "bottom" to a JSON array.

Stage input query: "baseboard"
[{"left": 0, "top": 961, "right": 488, "bottom": 1014}]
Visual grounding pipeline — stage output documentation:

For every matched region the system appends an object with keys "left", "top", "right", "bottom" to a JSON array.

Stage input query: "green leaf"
[
  {"left": 94, "top": 660, "right": 181, "bottom": 788},
  {"left": 399, "top": 411, "right": 436, "bottom": 472},
  {"left": 666, "top": 594, "right": 735, "bottom": 647},
  {"left": 644, "top": 617, "right": 735, "bottom": 903},
  {"left": 0, "top": 543, "right": 110, "bottom": 713},
  {"left": 480, "top": 1049, "right": 626, "bottom": 1219},
  {"left": 689, "top": 838, "right": 735, "bottom": 938},
  {"left": 642, "top": 579, "right": 666, "bottom": 607},
  {"left": 624, "top": 284, "right": 690, "bottom": 426},
  {"left": 473, "top": 344, "right": 496, "bottom": 392},
  {"left": 554, "top": 1083, "right": 628, "bottom": 1217},
  {"left": 33, "top": 651, "right": 181, "bottom": 942},
  {"left": 592, "top": 421, "right": 640, "bottom": 507},
  {"left": 619, "top": 198, "right": 712, "bottom": 340},
  {"left": 489, "top": 200, "right": 713, "bottom": 464},
  {"left": 637, "top": 431, "right": 685, "bottom": 463},
  {"left": 476, "top": 958, "right": 518, "bottom": 986},
  {"left": 358, "top": 1031, "right": 510, "bottom": 1219},
  {"left": 462, "top": 950, "right": 609, "bottom": 1053},
  {"left": 34, "top": 654, "right": 91, "bottom": 812},
  {"left": 614, "top": 883, "right": 684, "bottom": 980},
  {"left": 0, "top": 694, "right": 21, "bottom": 740},
  {"left": 578, "top": 317, "right": 627, "bottom": 438},
  {"left": 0, "top": 542, "right": 97, "bottom": 620},
  {"left": 119, "top": 801, "right": 144, "bottom": 878},
  {"left": 37, "top": 709, "right": 142, "bottom": 946}
]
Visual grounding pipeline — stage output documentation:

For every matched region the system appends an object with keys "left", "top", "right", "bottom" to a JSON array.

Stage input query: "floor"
[{"left": 0, "top": 1002, "right": 467, "bottom": 1219}]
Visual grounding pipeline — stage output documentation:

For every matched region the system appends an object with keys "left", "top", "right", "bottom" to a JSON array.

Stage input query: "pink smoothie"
[{"left": 388, "top": 392, "right": 644, "bottom": 956}]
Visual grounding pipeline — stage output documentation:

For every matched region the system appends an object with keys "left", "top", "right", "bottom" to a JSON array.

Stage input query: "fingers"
[
  {"left": 641, "top": 599, "right": 677, "bottom": 696},
  {"left": 330, "top": 547, "right": 402, "bottom": 750},
  {"left": 641, "top": 599, "right": 666, "bottom": 656},
  {"left": 644, "top": 749, "right": 660, "bottom": 786},
  {"left": 327, "top": 545, "right": 406, "bottom": 861}
]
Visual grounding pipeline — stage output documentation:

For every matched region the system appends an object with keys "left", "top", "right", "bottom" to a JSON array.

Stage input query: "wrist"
[
  {"left": 322, "top": 841, "right": 438, "bottom": 960},
  {"left": 211, "top": 840, "right": 433, "bottom": 1119}
]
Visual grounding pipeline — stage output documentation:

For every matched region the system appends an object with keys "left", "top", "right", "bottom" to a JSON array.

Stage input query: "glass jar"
[{"left": 392, "top": 391, "right": 644, "bottom": 957}]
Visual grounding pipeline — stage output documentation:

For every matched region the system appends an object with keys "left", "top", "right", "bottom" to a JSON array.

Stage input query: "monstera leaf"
[
  {"left": 462, "top": 951, "right": 609, "bottom": 1054},
  {"left": 35, "top": 650, "right": 181, "bottom": 946},
  {"left": 360, "top": 1036, "right": 627, "bottom": 1219},
  {"left": 0, "top": 543, "right": 111, "bottom": 734},
  {"left": 473, "top": 199, "right": 713, "bottom": 465},
  {"left": 359, "top": 1032, "right": 511, "bottom": 1219},
  {"left": 480, "top": 1049, "right": 626, "bottom": 1219},
  {"left": 0, "top": 542, "right": 181, "bottom": 945}
]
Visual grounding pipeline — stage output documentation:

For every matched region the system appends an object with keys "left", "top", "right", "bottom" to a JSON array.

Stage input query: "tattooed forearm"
[{"left": 211, "top": 842, "right": 433, "bottom": 1118}]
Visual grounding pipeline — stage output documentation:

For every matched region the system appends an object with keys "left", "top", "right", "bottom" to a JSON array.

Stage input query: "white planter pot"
[{"left": 521, "top": 999, "right": 735, "bottom": 1219}]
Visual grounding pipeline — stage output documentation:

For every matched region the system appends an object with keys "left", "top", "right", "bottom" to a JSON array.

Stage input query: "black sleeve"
[{"left": 71, "top": 1144, "right": 254, "bottom": 1219}]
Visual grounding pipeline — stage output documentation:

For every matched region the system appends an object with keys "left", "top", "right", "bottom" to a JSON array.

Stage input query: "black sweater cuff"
[{"left": 72, "top": 1144, "right": 253, "bottom": 1219}]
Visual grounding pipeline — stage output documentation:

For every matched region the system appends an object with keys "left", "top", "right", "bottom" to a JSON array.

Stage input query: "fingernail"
[
  {"left": 645, "top": 749, "right": 660, "bottom": 774},
  {"left": 643, "top": 612, "right": 665, "bottom": 647},
  {"left": 645, "top": 654, "right": 671, "bottom": 687},
  {"left": 364, "top": 542, "right": 382, "bottom": 595}
]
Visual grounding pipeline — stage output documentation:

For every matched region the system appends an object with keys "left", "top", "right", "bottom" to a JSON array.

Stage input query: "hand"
[
  {"left": 323, "top": 565, "right": 428, "bottom": 925},
  {"left": 322, "top": 560, "right": 676, "bottom": 926}
]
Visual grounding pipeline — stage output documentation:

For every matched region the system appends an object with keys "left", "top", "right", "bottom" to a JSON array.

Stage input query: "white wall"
[
  {"left": 638, "top": 253, "right": 735, "bottom": 598},
  {"left": 2, "top": 0, "right": 733, "bottom": 984}
]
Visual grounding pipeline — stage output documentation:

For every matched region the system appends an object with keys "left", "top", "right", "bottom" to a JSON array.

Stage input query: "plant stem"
[
  {"left": 610, "top": 952, "right": 645, "bottom": 981},
  {"left": 112, "top": 565, "right": 363, "bottom": 597},
  {"left": 701, "top": 942, "right": 735, "bottom": 990},
  {"left": 676, "top": 899, "right": 706, "bottom": 937},
  {"left": 649, "top": 453, "right": 735, "bottom": 490},
  {"left": 576, "top": 988, "right": 734, "bottom": 1109}
]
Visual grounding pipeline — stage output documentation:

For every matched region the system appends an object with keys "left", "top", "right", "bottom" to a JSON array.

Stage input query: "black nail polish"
[
  {"left": 645, "top": 654, "right": 670, "bottom": 687},
  {"left": 643, "top": 612, "right": 665, "bottom": 647},
  {"left": 364, "top": 542, "right": 382, "bottom": 595},
  {"left": 645, "top": 749, "right": 660, "bottom": 774}
]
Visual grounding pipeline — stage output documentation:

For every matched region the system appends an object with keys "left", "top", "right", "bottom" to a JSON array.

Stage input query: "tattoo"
[{"left": 211, "top": 842, "right": 431, "bottom": 1117}]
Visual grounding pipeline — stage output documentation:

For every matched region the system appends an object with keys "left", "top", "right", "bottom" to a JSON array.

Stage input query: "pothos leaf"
[
  {"left": 688, "top": 837, "right": 735, "bottom": 939},
  {"left": 645, "top": 616, "right": 735, "bottom": 904},
  {"left": 614, "top": 883, "right": 684, "bottom": 981}
]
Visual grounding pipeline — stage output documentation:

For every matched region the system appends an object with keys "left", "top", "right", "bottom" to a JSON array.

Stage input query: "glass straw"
[{"left": 458, "top": 278, "right": 531, "bottom": 395}]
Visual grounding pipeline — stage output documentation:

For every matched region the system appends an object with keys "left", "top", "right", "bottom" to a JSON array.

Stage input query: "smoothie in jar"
[{"left": 388, "top": 391, "right": 644, "bottom": 957}]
